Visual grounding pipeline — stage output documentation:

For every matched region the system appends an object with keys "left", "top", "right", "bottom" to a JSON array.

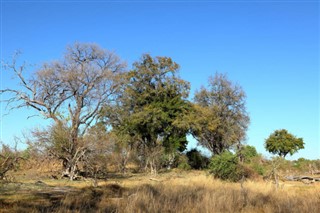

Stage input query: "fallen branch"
[
  {"left": 285, "top": 176, "right": 320, "bottom": 182},
  {"left": 149, "top": 178, "right": 162, "bottom": 182}
]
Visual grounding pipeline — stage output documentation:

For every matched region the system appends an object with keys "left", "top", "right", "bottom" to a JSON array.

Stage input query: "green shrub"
[
  {"left": 177, "top": 154, "right": 191, "bottom": 170},
  {"left": 250, "top": 160, "right": 265, "bottom": 176},
  {"left": 186, "top": 149, "right": 209, "bottom": 169},
  {"left": 240, "top": 163, "right": 261, "bottom": 179},
  {"left": 209, "top": 151, "right": 243, "bottom": 182},
  {"left": 238, "top": 145, "right": 258, "bottom": 163},
  {"left": 293, "top": 158, "right": 311, "bottom": 171}
]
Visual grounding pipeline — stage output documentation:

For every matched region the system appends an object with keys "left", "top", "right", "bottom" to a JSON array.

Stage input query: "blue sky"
[{"left": 1, "top": 1, "right": 319, "bottom": 160}]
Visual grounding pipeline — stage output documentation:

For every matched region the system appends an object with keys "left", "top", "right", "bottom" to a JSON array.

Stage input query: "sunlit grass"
[{"left": 1, "top": 170, "right": 320, "bottom": 212}]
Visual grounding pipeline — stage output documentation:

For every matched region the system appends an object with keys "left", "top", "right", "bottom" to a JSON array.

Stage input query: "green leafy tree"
[
  {"left": 193, "top": 73, "right": 250, "bottom": 155},
  {"left": 265, "top": 129, "right": 304, "bottom": 158},
  {"left": 104, "top": 54, "right": 191, "bottom": 173}
]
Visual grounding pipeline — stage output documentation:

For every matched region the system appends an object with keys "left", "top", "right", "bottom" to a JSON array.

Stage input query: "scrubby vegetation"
[
  {"left": 1, "top": 141, "right": 319, "bottom": 212},
  {"left": 0, "top": 42, "right": 317, "bottom": 212},
  {"left": 0, "top": 143, "right": 25, "bottom": 181}
]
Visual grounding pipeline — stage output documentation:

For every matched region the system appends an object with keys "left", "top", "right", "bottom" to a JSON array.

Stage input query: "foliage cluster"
[
  {"left": 0, "top": 42, "right": 307, "bottom": 181},
  {"left": 185, "top": 149, "right": 210, "bottom": 170},
  {"left": 265, "top": 129, "right": 304, "bottom": 158},
  {"left": 209, "top": 145, "right": 267, "bottom": 181},
  {"left": 209, "top": 151, "right": 242, "bottom": 181}
]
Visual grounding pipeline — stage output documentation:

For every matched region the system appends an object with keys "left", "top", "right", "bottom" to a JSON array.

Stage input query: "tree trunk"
[
  {"left": 166, "top": 153, "right": 175, "bottom": 170},
  {"left": 61, "top": 159, "right": 79, "bottom": 181},
  {"left": 60, "top": 124, "right": 85, "bottom": 181},
  {"left": 274, "top": 171, "right": 279, "bottom": 190},
  {"left": 150, "top": 158, "right": 157, "bottom": 175}
]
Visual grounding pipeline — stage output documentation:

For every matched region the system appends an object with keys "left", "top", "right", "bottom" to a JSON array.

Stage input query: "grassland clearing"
[{"left": 1, "top": 170, "right": 319, "bottom": 212}]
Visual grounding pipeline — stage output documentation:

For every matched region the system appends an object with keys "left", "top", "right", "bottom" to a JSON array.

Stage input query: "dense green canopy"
[
  {"left": 104, "top": 54, "right": 192, "bottom": 171},
  {"left": 265, "top": 129, "right": 304, "bottom": 158}
]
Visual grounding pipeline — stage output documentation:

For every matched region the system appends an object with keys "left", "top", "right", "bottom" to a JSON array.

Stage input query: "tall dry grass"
[
  {"left": 114, "top": 174, "right": 320, "bottom": 213},
  {"left": 1, "top": 171, "right": 320, "bottom": 213}
]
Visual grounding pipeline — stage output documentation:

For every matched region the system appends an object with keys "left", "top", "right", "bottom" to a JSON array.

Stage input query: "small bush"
[
  {"left": 250, "top": 161, "right": 265, "bottom": 176},
  {"left": 209, "top": 151, "right": 243, "bottom": 182},
  {"left": 177, "top": 154, "right": 191, "bottom": 170},
  {"left": 186, "top": 149, "right": 209, "bottom": 169},
  {"left": 292, "top": 158, "right": 311, "bottom": 173},
  {"left": 240, "top": 163, "right": 261, "bottom": 179},
  {"left": 0, "top": 143, "right": 24, "bottom": 180},
  {"left": 238, "top": 145, "right": 258, "bottom": 163}
]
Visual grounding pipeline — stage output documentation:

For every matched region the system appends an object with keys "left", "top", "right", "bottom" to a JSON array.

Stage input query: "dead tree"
[{"left": 1, "top": 43, "right": 126, "bottom": 180}]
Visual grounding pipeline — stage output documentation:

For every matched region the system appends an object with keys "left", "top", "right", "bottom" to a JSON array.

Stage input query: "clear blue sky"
[{"left": 1, "top": 1, "right": 319, "bottom": 160}]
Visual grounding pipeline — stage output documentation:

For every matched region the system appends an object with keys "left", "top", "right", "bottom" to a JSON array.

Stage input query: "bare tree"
[{"left": 1, "top": 43, "right": 126, "bottom": 180}]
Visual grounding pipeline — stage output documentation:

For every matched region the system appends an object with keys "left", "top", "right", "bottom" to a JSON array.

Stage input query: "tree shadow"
[{"left": 0, "top": 182, "right": 126, "bottom": 213}]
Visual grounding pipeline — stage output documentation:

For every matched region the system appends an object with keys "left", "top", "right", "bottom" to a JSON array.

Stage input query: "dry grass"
[
  {"left": 1, "top": 170, "right": 320, "bottom": 213},
  {"left": 114, "top": 171, "right": 320, "bottom": 213}
]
